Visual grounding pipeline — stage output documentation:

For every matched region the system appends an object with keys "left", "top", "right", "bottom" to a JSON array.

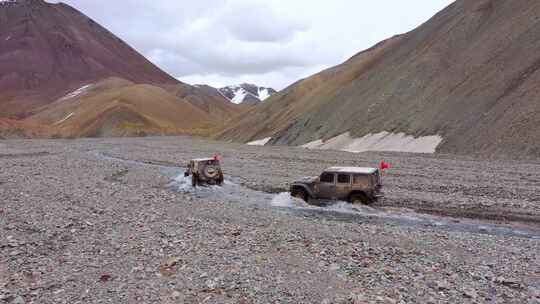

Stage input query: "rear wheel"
[
  {"left": 291, "top": 188, "right": 308, "bottom": 202},
  {"left": 216, "top": 173, "right": 224, "bottom": 186},
  {"left": 350, "top": 193, "right": 370, "bottom": 205},
  {"left": 192, "top": 174, "right": 198, "bottom": 187}
]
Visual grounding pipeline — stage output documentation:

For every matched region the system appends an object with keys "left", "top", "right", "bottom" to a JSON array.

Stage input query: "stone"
[
  {"left": 463, "top": 289, "right": 478, "bottom": 299},
  {"left": 435, "top": 280, "right": 450, "bottom": 291},
  {"left": 171, "top": 291, "right": 181, "bottom": 299},
  {"left": 12, "top": 296, "right": 25, "bottom": 304}
]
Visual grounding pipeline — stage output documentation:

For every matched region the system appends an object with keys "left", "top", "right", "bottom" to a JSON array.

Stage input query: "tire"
[
  {"left": 350, "top": 193, "right": 370, "bottom": 205},
  {"left": 203, "top": 166, "right": 219, "bottom": 179},
  {"left": 216, "top": 173, "right": 224, "bottom": 186},
  {"left": 291, "top": 188, "right": 308, "bottom": 202},
  {"left": 192, "top": 174, "right": 198, "bottom": 188}
]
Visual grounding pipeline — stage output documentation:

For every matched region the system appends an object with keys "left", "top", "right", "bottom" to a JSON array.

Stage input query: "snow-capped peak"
[{"left": 218, "top": 83, "right": 276, "bottom": 105}]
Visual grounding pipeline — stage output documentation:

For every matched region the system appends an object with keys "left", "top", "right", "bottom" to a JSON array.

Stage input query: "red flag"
[
  {"left": 380, "top": 160, "right": 390, "bottom": 171},
  {"left": 213, "top": 154, "right": 220, "bottom": 161}
]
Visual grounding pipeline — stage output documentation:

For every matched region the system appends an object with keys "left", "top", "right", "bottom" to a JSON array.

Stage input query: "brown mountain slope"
[
  {"left": 26, "top": 78, "right": 213, "bottom": 138},
  {"left": 0, "top": 0, "right": 178, "bottom": 118},
  {"left": 218, "top": 0, "right": 540, "bottom": 158},
  {"left": 0, "top": 118, "right": 51, "bottom": 139},
  {"left": 163, "top": 84, "right": 244, "bottom": 123}
]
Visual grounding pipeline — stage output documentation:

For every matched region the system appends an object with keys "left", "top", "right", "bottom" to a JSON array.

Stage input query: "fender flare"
[
  {"left": 348, "top": 190, "right": 372, "bottom": 204},
  {"left": 290, "top": 184, "right": 315, "bottom": 198}
]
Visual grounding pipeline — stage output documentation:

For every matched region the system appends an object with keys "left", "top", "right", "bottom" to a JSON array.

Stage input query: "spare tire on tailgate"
[{"left": 203, "top": 165, "right": 219, "bottom": 179}]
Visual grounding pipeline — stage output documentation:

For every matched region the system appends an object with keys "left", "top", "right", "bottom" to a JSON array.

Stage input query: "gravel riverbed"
[{"left": 1, "top": 137, "right": 539, "bottom": 303}]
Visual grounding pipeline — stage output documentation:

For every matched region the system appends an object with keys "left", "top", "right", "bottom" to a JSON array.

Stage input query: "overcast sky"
[{"left": 51, "top": 0, "right": 454, "bottom": 90}]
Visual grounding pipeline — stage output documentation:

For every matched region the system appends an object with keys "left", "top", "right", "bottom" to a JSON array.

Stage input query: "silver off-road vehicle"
[
  {"left": 184, "top": 158, "right": 224, "bottom": 187},
  {"left": 290, "top": 167, "right": 383, "bottom": 204}
]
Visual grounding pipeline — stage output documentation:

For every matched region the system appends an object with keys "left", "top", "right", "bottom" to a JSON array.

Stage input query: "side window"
[
  {"left": 337, "top": 174, "right": 351, "bottom": 184},
  {"left": 320, "top": 173, "right": 335, "bottom": 183},
  {"left": 353, "top": 174, "right": 367, "bottom": 185}
]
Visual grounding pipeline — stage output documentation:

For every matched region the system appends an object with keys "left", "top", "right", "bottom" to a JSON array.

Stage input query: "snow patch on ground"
[
  {"left": 59, "top": 84, "right": 92, "bottom": 101},
  {"left": 54, "top": 113, "right": 74, "bottom": 125},
  {"left": 247, "top": 137, "right": 272, "bottom": 146},
  {"left": 301, "top": 131, "right": 442, "bottom": 154},
  {"left": 301, "top": 139, "right": 324, "bottom": 149},
  {"left": 258, "top": 88, "right": 271, "bottom": 101},
  {"left": 231, "top": 88, "right": 248, "bottom": 104}
]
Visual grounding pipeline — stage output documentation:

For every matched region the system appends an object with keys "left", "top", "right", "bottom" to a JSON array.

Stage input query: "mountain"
[
  {"left": 0, "top": 117, "right": 51, "bottom": 139},
  {"left": 0, "top": 0, "right": 239, "bottom": 138},
  {"left": 0, "top": 0, "right": 180, "bottom": 118},
  {"left": 26, "top": 78, "right": 213, "bottom": 138},
  {"left": 219, "top": 84, "right": 276, "bottom": 105},
  {"left": 164, "top": 84, "right": 242, "bottom": 123},
  {"left": 218, "top": 0, "right": 540, "bottom": 158}
]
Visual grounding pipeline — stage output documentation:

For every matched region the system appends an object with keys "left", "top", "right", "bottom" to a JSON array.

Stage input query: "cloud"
[
  {"left": 220, "top": 2, "right": 308, "bottom": 43},
  {"left": 49, "top": 0, "right": 455, "bottom": 89}
]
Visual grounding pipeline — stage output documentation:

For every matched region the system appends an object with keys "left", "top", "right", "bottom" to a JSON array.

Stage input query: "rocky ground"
[{"left": 1, "top": 136, "right": 539, "bottom": 303}]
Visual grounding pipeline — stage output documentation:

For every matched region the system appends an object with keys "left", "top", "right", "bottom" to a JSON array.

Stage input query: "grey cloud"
[
  {"left": 57, "top": 0, "right": 313, "bottom": 78},
  {"left": 220, "top": 3, "right": 308, "bottom": 43},
  {"left": 50, "top": 0, "right": 454, "bottom": 89}
]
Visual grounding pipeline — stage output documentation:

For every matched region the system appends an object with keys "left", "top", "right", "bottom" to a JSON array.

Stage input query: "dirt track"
[{"left": 1, "top": 137, "right": 539, "bottom": 303}]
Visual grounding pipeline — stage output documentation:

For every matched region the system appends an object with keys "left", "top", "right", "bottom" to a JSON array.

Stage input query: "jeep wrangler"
[
  {"left": 184, "top": 158, "right": 224, "bottom": 187},
  {"left": 290, "top": 167, "right": 383, "bottom": 204}
]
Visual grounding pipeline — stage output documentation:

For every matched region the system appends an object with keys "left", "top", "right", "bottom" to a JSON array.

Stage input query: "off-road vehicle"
[
  {"left": 184, "top": 158, "right": 224, "bottom": 187},
  {"left": 290, "top": 167, "right": 383, "bottom": 204}
]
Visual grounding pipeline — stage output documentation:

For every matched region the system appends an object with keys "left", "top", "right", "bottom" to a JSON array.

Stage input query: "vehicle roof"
[
  {"left": 192, "top": 158, "right": 217, "bottom": 162},
  {"left": 324, "top": 167, "right": 378, "bottom": 174}
]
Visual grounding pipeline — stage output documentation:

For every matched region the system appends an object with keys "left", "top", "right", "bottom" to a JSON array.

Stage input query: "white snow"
[
  {"left": 247, "top": 137, "right": 272, "bottom": 146},
  {"left": 0, "top": 0, "right": 17, "bottom": 4},
  {"left": 54, "top": 113, "right": 74, "bottom": 125},
  {"left": 221, "top": 85, "right": 274, "bottom": 104},
  {"left": 258, "top": 88, "right": 271, "bottom": 101},
  {"left": 301, "top": 131, "right": 443, "bottom": 154},
  {"left": 231, "top": 88, "right": 248, "bottom": 104},
  {"left": 58, "top": 84, "right": 92, "bottom": 101},
  {"left": 5, "top": 36, "right": 11, "bottom": 41},
  {"left": 301, "top": 139, "right": 324, "bottom": 149}
]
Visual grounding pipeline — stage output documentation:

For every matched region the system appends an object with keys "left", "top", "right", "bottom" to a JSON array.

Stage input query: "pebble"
[{"left": 1, "top": 137, "right": 538, "bottom": 304}]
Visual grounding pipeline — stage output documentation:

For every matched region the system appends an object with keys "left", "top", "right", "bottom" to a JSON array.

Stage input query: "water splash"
[
  {"left": 171, "top": 172, "right": 194, "bottom": 192},
  {"left": 271, "top": 192, "right": 305, "bottom": 207}
]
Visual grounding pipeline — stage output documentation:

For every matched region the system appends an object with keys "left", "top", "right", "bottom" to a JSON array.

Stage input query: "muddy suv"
[
  {"left": 290, "top": 167, "right": 383, "bottom": 204},
  {"left": 184, "top": 158, "right": 224, "bottom": 187}
]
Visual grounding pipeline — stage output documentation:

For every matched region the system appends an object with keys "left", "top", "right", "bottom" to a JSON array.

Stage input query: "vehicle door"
[
  {"left": 336, "top": 173, "right": 352, "bottom": 200},
  {"left": 318, "top": 172, "right": 336, "bottom": 199},
  {"left": 353, "top": 174, "right": 370, "bottom": 190}
]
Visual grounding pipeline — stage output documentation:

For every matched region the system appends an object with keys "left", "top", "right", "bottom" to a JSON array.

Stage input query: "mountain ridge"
[{"left": 217, "top": 0, "right": 540, "bottom": 158}]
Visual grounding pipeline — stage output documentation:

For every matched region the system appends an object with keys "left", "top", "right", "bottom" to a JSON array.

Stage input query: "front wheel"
[
  {"left": 350, "top": 193, "right": 370, "bottom": 205},
  {"left": 291, "top": 188, "right": 308, "bottom": 202}
]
